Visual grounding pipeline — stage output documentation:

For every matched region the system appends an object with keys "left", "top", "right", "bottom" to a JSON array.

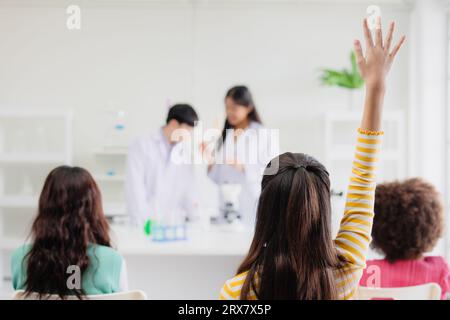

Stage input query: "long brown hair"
[
  {"left": 237, "top": 152, "right": 344, "bottom": 300},
  {"left": 24, "top": 166, "right": 111, "bottom": 299}
]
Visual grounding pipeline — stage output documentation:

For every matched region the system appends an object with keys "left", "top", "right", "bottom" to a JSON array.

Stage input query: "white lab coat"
[
  {"left": 208, "top": 121, "right": 279, "bottom": 227},
  {"left": 125, "top": 128, "right": 198, "bottom": 227}
]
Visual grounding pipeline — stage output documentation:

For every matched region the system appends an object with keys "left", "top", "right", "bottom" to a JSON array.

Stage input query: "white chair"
[
  {"left": 356, "top": 283, "right": 441, "bottom": 300},
  {"left": 12, "top": 290, "right": 147, "bottom": 300}
]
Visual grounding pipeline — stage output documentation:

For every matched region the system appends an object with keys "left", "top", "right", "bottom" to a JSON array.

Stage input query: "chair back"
[
  {"left": 12, "top": 290, "right": 147, "bottom": 300},
  {"left": 356, "top": 283, "right": 441, "bottom": 300}
]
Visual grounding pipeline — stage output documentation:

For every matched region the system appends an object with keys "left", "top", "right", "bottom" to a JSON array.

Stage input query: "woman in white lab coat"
[{"left": 206, "top": 86, "right": 278, "bottom": 228}]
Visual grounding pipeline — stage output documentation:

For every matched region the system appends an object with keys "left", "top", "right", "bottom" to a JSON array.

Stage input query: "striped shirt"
[{"left": 220, "top": 128, "right": 383, "bottom": 300}]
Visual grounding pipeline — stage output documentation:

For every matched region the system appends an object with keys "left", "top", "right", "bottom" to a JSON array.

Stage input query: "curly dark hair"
[
  {"left": 25, "top": 166, "right": 111, "bottom": 299},
  {"left": 372, "top": 178, "right": 444, "bottom": 263}
]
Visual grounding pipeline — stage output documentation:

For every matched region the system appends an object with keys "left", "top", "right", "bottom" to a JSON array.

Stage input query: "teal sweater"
[{"left": 11, "top": 244, "right": 124, "bottom": 295}]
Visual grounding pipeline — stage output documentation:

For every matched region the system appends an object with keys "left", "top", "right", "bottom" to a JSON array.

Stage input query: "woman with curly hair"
[
  {"left": 11, "top": 166, "right": 128, "bottom": 299},
  {"left": 359, "top": 178, "right": 449, "bottom": 299}
]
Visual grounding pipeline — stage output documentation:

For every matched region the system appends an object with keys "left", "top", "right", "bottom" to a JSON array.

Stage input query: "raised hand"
[
  {"left": 354, "top": 17, "right": 406, "bottom": 91},
  {"left": 355, "top": 17, "right": 406, "bottom": 132}
]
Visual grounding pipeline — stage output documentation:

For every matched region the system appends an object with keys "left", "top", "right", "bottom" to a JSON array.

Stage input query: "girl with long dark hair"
[
  {"left": 206, "top": 85, "right": 278, "bottom": 227},
  {"left": 11, "top": 166, "right": 128, "bottom": 299},
  {"left": 220, "top": 18, "right": 405, "bottom": 299}
]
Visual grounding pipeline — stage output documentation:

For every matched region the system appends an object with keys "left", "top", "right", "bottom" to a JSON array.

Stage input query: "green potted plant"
[{"left": 319, "top": 51, "right": 364, "bottom": 109}]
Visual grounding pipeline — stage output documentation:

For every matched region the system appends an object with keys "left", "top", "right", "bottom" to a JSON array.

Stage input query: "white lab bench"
[
  {"left": 0, "top": 223, "right": 252, "bottom": 300},
  {"left": 111, "top": 224, "right": 253, "bottom": 300}
]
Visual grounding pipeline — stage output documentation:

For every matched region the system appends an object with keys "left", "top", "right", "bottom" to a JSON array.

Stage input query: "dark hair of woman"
[
  {"left": 237, "top": 152, "right": 346, "bottom": 299},
  {"left": 217, "top": 85, "right": 262, "bottom": 149},
  {"left": 24, "top": 166, "right": 111, "bottom": 299}
]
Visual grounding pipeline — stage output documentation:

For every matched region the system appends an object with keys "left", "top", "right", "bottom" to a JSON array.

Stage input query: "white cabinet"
[
  {"left": 92, "top": 147, "right": 128, "bottom": 222},
  {"left": 0, "top": 109, "right": 73, "bottom": 299},
  {"left": 324, "top": 110, "right": 406, "bottom": 236}
]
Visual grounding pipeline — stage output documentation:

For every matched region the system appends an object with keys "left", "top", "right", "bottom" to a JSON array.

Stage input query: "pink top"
[{"left": 359, "top": 257, "right": 450, "bottom": 300}]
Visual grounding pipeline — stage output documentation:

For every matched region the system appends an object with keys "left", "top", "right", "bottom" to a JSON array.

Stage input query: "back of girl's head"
[
  {"left": 25, "top": 166, "right": 111, "bottom": 299},
  {"left": 372, "top": 178, "right": 443, "bottom": 263},
  {"left": 238, "top": 152, "right": 340, "bottom": 300}
]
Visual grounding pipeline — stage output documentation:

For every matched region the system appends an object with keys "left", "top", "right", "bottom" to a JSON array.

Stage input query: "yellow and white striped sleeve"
[
  {"left": 219, "top": 282, "right": 238, "bottom": 300},
  {"left": 334, "top": 128, "right": 383, "bottom": 270},
  {"left": 219, "top": 273, "right": 246, "bottom": 300},
  {"left": 219, "top": 272, "right": 257, "bottom": 300}
]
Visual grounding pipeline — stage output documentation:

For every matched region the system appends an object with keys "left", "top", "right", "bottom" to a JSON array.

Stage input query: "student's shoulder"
[
  {"left": 365, "top": 259, "right": 386, "bottom": 267},
  {"left": 89, "top": 244, "right": 123, "bottom": 265},
  {"left": 219, "top": 271, "right": 249, "bottom": 300},
  {"left": 11, "top": 243, "right": 33, "bottom": 263},
  {"left": 226, "top": 271, "right": 249, "bottom": 288},
  {"left": 424, "top": 256, "right": 450, "bottom": 270},
  {"left": 10, "top": 244, "right": 32, "bottom": 290}
]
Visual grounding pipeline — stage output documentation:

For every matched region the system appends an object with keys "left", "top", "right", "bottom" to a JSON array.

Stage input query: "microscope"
[{"left": 218, "top": 183, "right": 244, "bottom": 231}]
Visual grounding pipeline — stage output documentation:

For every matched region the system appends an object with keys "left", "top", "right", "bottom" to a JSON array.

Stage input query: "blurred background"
[{"left": 0, "top": 0, "right": 448, "bottom": 299}]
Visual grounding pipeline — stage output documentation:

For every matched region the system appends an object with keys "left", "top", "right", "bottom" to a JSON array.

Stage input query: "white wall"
[
  {"left": 408, "top": 0, "right": 449, "bottom": 256},
  {"left": 0, "top": 0, "right": 411, "bottom": 168}
]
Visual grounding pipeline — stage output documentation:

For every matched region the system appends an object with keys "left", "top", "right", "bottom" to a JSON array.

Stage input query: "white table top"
[{"left": 111, "top": 224, "right": 253, "bottom": 256}]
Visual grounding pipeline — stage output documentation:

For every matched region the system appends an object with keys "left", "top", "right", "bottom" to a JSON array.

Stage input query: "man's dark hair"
[{"left": 166, "top": 104, "right": 198, "bottom": 127}]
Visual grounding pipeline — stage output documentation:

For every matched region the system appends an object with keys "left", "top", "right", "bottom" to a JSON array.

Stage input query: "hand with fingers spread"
[
  {"left": 355, "top": 17, "right": 406, "bottom": 131},
  {"left": 354, "top": 17, "right": 406, "bottom": 91}
]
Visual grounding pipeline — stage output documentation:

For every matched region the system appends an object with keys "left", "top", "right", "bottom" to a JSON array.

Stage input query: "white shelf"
[
  {"left": 0, "top": 109, "right": 72, "bottom": 118},
  {"left": 0, "top": 108, "right": 73, "bottom": 298},
  {"left": 324, "top": 109, "right": 406, "bottom": 182},
  {"left": 0, "top": 153, "right": 67, "bottom": 164},
  {"left": 0, "top": 196, "right": 37, "bottom": 209}
]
